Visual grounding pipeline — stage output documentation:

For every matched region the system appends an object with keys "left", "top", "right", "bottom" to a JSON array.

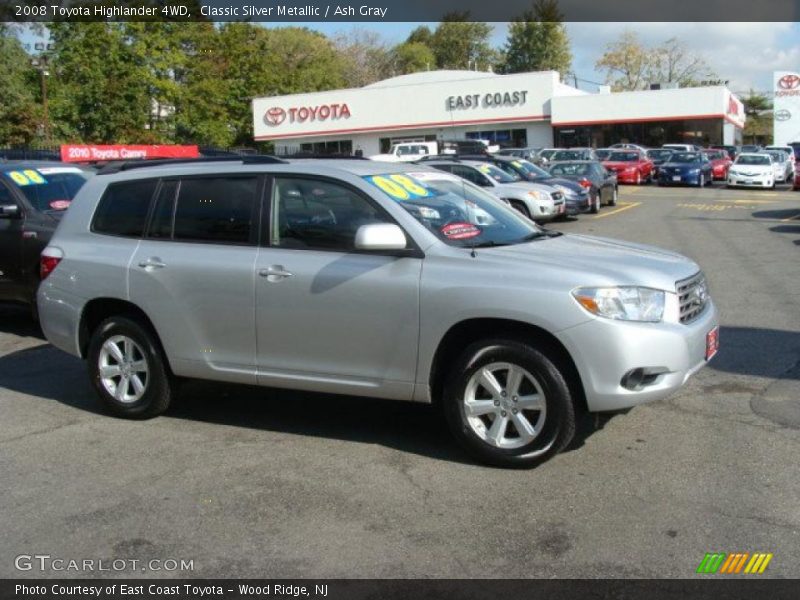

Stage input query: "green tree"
[
  {"left": 741, "top": 90, "right": 773, "bottom": 144},
  {"left": 48, "top": 22, "right": 151, "bottom": 143},
  {"left": 0, "top": 28, "right": 40, "bottom": 145},
  {"left": 501, "top": 0, "right": 572, "bottom": 76},
  {"left": 406, "top": 26, "right": 433, "bottom": 47},
  {"left": 430, "top": 14, "right": 497, "bottom": 70},
  {"left": 391, "top": 42, "right": 436, "bottom": 75}
]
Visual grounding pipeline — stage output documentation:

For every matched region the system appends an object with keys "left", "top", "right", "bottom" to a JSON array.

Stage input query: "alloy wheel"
[{"left": 98, "top": 335, "right": 149, "bottom": 403}]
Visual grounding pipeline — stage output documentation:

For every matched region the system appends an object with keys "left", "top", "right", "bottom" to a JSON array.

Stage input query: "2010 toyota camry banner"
[{"left": 60, "top": 145, "right": 200, "bottom": 163}]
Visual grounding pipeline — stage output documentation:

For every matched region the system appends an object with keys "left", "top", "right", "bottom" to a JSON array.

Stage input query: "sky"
[{"left": 21, "top": 22, "right": 800, "bottom": 95}]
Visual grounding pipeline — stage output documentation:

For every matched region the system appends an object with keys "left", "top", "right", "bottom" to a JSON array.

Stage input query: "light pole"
[{"left": 30, "top": 56, "right": 51, "bottom": 145}]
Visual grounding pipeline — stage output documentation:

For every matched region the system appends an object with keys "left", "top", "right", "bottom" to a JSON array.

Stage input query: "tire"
[
  {"left": 608, "top": 187, "right": 618, "bottom": 206},
  {"left": 590, "top": 192, "right": 599, "bottom": 214},
  {"left": 698, "top": 174, "right": 705, "bottom": 188},
  {"left": 442, "top": 338, "right": 576, "bottom": 468},
  {"left": 635, "top": 171, "right": 641, "bottom": 185},
  {"left": 87, "top": 316, "right": 174, "bottom": 419},
  {"left": 510, "top": 200, "right": 531, "bottom": 219}
]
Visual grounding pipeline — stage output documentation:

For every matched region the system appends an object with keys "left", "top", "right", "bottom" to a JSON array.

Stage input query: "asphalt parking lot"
[{"left": 1, "top": 182, "right": 799, "bottom": 579}]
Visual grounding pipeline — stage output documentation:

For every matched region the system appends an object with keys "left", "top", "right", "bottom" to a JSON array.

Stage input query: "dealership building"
[{"left": 252, "top": 70, "right": 745, "bottom": 155}]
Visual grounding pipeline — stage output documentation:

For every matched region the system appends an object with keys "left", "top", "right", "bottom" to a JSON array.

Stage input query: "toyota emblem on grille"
[{"left": 774, "top": 109, "right": 791, "bottom": 121}]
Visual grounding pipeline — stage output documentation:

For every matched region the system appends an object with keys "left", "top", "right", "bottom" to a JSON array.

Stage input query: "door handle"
[
  {"left": 258, "top": 266, "right": 293, "bottom": 281},
  {"left": 138, "top": 257, "right": 167, "bottom": 269}
]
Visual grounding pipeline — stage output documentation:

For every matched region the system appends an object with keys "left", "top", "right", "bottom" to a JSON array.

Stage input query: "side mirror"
[
  {"left": 0, "top": 204, "right": 20, "bottom": 219},
  {"left": 355, "top": 223, "right": 407, "bottom": 251}
]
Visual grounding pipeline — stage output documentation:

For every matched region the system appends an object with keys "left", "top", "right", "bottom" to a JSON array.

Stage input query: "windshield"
[
  {"left": 364, "top": 171, "right": 544, "bottom": 248},
  {"left": 475, "top": 163, "right": 519, "bottom": 183},
  {"left": 504, "top": 159, "right": 551, "bottom": 179},
  {"left": 548, "top": 162, "right": 591, "bottom": 176},
  {"left": 647, "top": 150, "right": 673, "bottom": 160},
  {"left": 608, "top": 151, "right": 640, "bottom": 162},
  {"left": 706, "top": 151, "right": 725, "bottom": 160},
  {"left": 539, "top": 149, "right": 557, "bottom": 160},
  {"left": 552, "top": 150, "right": 585, "bottom": 161},
  {"left": 2, "top": 167, "right": 89, "bottom": 212},
  {"left": 766, "top": 152, "right": 786, "bottom": 162},
  {"left": 594, "top": 149, "right": 612, "bottom": 160},
  {"left": 735, "top": 155, "right": 770, "bottom": 165},
  {"left": 670, "top": 152, "right": 702, "bottom": 163}
]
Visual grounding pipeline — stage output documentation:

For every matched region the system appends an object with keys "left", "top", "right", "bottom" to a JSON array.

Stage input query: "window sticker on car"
[
  {"left": 511, "top": 161, "right": 523, "bottom": 168},
  {"left": 6, "top": 170, "right": 47, "bottom": 186},
  {"left": 37, "top": 167, "right": 83, "bottom": 175},
  {"left": 49, "top": 200, "right": 72, "bottom": 210},
  {"left": 477, "top": 165, "right": 492, "bottom": 174},
  {"left": 364, "top": 174, "right": 433, "bottom": 201},
  {"left": 441, "top": 222, "right": 481, "bottom": 240}
]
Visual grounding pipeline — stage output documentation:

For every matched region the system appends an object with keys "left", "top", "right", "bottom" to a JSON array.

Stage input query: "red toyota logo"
[
  {"left": 778, "top": 74, "right": 800, "bottom": 90},
  {"left": 264, "top": 107, "right": 286, "bottom": 126}
]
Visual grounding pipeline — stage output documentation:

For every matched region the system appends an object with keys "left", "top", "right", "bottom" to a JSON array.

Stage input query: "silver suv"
[{"left": 38, "top": 157, "right": 719, "bottom": 467}]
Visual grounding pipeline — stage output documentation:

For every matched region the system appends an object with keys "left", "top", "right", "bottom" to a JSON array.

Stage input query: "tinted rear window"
[
  {"left": 92, "top": 180, "right": 158, "bottom": 238},
  {"left": 3, "top": 168, "right": 88, "bottom": 212}
]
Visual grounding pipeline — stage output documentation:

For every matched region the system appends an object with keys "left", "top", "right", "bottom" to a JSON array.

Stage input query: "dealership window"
[
  {"left": 300, "top": 140, "right": 353, "bottom": 155},
  {"left": 466, "top": 128, "right": 527, "bottom": 148},
  {"left": 554, "top": 119, "right": 726, "bottom": 148}
]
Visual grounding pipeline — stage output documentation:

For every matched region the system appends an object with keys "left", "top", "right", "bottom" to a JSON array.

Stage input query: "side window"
[
  {"left": 453, "top": 166, "right": 491, "bottom": 187},
  {"left": 172, "top": 177, "right": 259, "bottom": 245},
  {"left": 92, "top": 180, "right": 158, "bottom": 238},
  {"left": 0, "top": 182, "right": 16, "bottom": 205},
  {"left": 272, "top": 177, "right": 391, "bottom": 252},
  {"left": 147, "top": 180, "right": 179, "bottom": 239}
]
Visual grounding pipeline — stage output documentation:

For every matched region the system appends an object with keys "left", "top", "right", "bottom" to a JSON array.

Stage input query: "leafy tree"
[
  {"left": 596, "top": 30, "right": 717, "bottom": 91},
  {"left": 406, "top": 26, "right": 434, "bottom": 47},
  {"left": 0, "top": 29, "right": 40, "bottom": 145},
  {"left": 430, "top": 14, "right": 497, "bottom": 70},
  {"left": 391, "top": 42, "right": 436, "bottom": 75},
  {"left": 333, "top": 29, "right": 392, "bottom": 87},
  {"left": 47, "top": 22, "right": 151, "bottom": 143},
  {"left": 501, "top": 0, "right": 572, "bottom": 76},
  {"left": 741, "top": 90, "right": 773, "bottom": 144}
]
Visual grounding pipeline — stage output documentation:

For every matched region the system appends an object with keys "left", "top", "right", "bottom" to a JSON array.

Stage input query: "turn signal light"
[{"left": 579, "top": 178, "right": 592, "bottom": 188}]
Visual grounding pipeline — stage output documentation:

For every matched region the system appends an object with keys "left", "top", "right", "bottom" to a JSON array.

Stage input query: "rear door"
[
  {"left": 129, "top": 175, "right": 262, "bottom": 384},
  {"left": 253, "top": 175, "right": 422, "bottom": 400}
]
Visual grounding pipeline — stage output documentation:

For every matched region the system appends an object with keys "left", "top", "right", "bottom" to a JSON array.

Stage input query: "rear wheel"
[
  {"left": 608, "top": 187, "right": 618, "bottom": 206},
  {"left": 87, "top": 316, "right": 174, "bottom": 419},
  {"left": 442, "top": 338, "right": 576, "bottom": 468}
]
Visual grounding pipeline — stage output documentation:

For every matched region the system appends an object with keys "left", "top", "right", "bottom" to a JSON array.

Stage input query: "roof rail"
[
  {"left": 282, "top": 153, "right": 368, "bottom": 160},
  {"left": 96, "top": 155, "right": 288, "bottom": 175}
]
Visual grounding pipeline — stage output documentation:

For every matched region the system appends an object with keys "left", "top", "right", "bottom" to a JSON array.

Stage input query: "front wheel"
[
  {"left": 510, "top": 200, "right": 532, "bottom": 219},
  {"left": 698, "top": 174, "right": 705, "bottom": 187},
  {"left": 442, "top": 339, "right": 576, "bottom": 468},
  {"left": 87, "top": 316, "right": 175, "bottom": 419},
  {"left": 590, "top": 192, "right": 600, "bottom": 214},
  {"left": 608, "top": 186, "right": 618, "bottom": 206}
]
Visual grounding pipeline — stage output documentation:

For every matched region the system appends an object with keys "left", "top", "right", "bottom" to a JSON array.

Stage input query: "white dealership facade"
[{"left": 252, "top": 70, "right": 744, "bottom": 155}]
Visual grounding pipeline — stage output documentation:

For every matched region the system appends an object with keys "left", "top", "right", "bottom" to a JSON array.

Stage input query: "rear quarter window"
[{"left": 92, "top": 179, "right": 158, "bottom": 238}]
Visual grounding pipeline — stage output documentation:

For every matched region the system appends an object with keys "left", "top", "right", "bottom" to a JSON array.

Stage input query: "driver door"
[{"left": 0, "top": 181, "right": 23, "bottom": 300}]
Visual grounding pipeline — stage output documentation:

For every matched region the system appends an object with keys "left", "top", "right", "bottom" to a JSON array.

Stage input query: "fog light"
[
  {"left": 621, "top": 368, "right": 645, "bottom": 390},
  {"left": 621, "top": 367, "right": 668, "bottom": 391}
]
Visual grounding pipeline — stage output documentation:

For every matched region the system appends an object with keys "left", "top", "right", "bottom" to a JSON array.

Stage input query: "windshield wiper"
[
  {"left": 469, "top": 240, "right": 512, "bottom": 248},
  {"left": 515, "top": 230, "right": 562, "bottom": 243}
]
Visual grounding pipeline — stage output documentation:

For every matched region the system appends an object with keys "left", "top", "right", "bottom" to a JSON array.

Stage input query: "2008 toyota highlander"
[{"left": 37, "top": 157, "right": 718, "bottom": 467}]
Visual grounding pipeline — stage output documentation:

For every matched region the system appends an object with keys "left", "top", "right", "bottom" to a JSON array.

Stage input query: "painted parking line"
[{"left": 593, "top": 201, "right": 641, "bottom": 219}]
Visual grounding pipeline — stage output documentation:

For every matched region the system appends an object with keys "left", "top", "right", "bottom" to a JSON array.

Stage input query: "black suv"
[{"left": 0, "top": 162, "right": 90, "bottom": 316}]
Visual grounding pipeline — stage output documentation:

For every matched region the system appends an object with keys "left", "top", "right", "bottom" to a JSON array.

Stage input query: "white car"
[
  {"left": 726, "top": 153, "right": 775, "bottom": 188},
  {"left": 764, "top": 145, "right": 796, "bottom": 175},
  {"left": 662, "top": 143, "right": 701, "bottom": 152},
  {"left": 764, "top": 150, "right": 793, "bottom": 183},
  {"left": 370, "top": 142, "right": 437, "bottom": 162}
]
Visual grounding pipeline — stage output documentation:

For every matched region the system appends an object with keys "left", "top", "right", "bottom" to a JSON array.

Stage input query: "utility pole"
[{"left": 31, "top": 56, "right": 51, "bottom": 145}]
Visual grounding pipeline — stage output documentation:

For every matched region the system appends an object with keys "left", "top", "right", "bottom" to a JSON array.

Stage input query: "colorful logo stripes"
[{"left": 696, "top": 552, "right": 773, "bottom": 574}]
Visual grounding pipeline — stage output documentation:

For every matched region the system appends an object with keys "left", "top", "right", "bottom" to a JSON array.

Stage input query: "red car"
[
  {"left": 706, "top": 150, "right": 732, "bottom": 180},
  {"left": 601, "top": 150, "right": 654, "bottom": 184}
]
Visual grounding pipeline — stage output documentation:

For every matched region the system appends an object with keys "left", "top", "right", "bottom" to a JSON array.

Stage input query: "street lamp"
[{"left": 30, "top": 55, "right": 51, "bottom": 145}]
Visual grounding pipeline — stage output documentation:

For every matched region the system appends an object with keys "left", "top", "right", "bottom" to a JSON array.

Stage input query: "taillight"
[
  {"left": 40, "top": 247, "right": 64, "bottom": 280},
  {"left": 579, "top": 178, "right": 592, "bottom": 188}
]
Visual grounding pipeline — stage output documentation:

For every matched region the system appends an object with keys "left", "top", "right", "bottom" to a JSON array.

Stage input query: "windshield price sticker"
[
  {"left": 365, "top": 174, "right": 433, "bottom": 201},
  {"left": 441, "top": 222, "right": 481, "bottom": 240},
  {"left": 37, "top": 167, "right": 83, "bottom": 175},
  {"left": 7, "top": 170, "right": 47, "bottom": 186}
]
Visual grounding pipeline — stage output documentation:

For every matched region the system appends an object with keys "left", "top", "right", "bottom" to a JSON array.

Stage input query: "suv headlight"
[
  {"left": 527, "top": 190, "right": 550, "bottom": 203},
  {"left": 572, "top": 286, "right": 665, "bottom": 322}
]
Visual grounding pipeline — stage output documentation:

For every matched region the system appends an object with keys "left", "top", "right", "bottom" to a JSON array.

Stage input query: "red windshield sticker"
[
  {"left": 49, "top": 200, "right": 71, "bottom": 210},
  {"left": 441, "top": 222, "right": 481, "bottom": 240}
]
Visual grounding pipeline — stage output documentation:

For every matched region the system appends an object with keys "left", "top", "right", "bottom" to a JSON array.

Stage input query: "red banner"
[{"left": 60, "top": 144, "right": 200, "bottom": 163}]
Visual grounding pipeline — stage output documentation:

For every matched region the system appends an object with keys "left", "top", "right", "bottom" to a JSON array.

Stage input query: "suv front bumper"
[{"left": 557, "top": 300, "right": 719, "bottom": 412}]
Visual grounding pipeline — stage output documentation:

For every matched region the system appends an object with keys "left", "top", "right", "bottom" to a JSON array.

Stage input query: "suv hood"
[{"left": 479, "top": 233, "right": 698, "bottom": 291}]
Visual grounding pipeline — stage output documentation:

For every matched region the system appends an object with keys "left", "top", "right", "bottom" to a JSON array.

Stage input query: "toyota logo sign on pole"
[{"left": 773, "top": 71, "right": 800, "bottom": 146}]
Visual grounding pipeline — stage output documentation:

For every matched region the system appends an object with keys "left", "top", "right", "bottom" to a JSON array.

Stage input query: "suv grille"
[
  {"left": 550, "top": 191, "right": 564, "bottom": 202},
  {"left": 676, "top": 272, "right": 709, "bottom": 324}
]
